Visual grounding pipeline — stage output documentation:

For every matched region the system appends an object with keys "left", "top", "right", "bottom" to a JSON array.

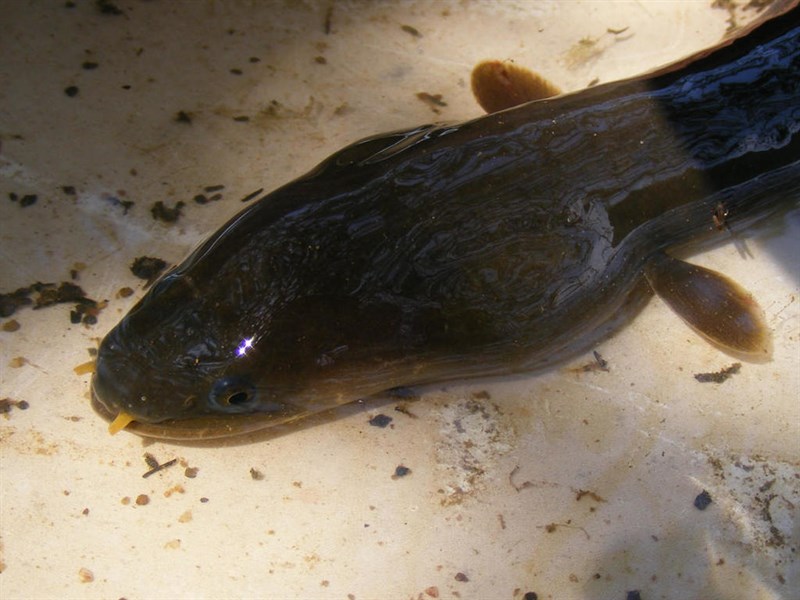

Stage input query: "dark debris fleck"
[
  {"left": 392, "top": 465, "right": 411, "bottom": 479},
  {"left": 394, "top": 404, "right": 418, "bottom": 418},
  {"left": 0, "top": 398, "right": 29, "bottom": 414},
  {"left": 194, "top": 193, "right": 223, "bottom": 205},
  {"left": 95, "top": 0, "right": 124, "bottom": 16},
  {"left": 1, "top": 281, "right": 98, "bottom": 321},
  {"left": 35, "top": 281, "right": 91, "bottom": 308},
  {"left": 2, "top": 319, "right": 20, "bottom": 332},
  {"left": 694, "top": 489, "right": 713, "bottom": 510},
  {"left": 9, "top": 193, "right": 38, "bottom": 207},
  {"left": 174, "top": 110, "right": 193, "bottom": 124},
  {"left": 240, "top": 188, "right": 264, "bottom": 203},
  {"left": 150, "top": 200, "right": 184, "bottom": 223},
  {"left": 104, "top": 195, "right": 135, "bottom": 214},
  {"left": 130, "top": 256, "right": 167, "bottom": 286},
  {"left": 1, "top": 287, "right": 30, "bottom": 318},
  {"left": 416, "top": 92, "right": 447, "bottom": 114},
  {"left": 694, "top": 363, "right": 741, "bottom": 384},
  {"left": 144, "top": 453, "right": 159, "bottom": 469},
  {"left": 142, "top": 457, "right": 177, "bottom": 479},
  {"left": 368, "top": 414, "right": 393, "bottom": 428}
]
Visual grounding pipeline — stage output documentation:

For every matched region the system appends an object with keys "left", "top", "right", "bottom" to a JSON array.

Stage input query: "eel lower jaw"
[{"left": 90, "top": 387, "right": 301, "bottom": 440}]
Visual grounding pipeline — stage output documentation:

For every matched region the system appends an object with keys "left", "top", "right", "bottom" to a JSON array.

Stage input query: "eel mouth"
[{"left": 90, "top": 386, "right": 294, "bottom": 441}]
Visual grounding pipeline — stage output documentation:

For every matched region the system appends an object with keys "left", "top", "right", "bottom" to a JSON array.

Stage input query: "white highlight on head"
[{"left": 236, "top": 337, "right": 255, "bottom": 357}]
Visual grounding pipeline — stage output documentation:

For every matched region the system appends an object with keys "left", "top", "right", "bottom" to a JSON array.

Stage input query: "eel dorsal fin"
[
  {"left": 643, "top": 253, "right": 771, "bottom": 359},
  {"left": 471, "top": 60, "right": 562, "bottom": 114}
]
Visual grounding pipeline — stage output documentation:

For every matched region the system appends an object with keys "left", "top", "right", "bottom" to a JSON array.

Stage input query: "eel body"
[{"left": 92, "top": 7, "right": 800, "bottom": 439}]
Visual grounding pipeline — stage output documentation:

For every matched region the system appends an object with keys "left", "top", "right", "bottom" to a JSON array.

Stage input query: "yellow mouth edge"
[{"left": 108, "top": 411, "right": 136, "bottom": 435}]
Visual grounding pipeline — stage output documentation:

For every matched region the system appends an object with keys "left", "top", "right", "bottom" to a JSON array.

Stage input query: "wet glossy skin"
[{"left": 92, "top": 8, "right": 800, "bottom": 439}]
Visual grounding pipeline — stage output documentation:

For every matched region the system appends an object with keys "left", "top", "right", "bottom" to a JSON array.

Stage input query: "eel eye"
[
  {"left": 209, "top": 376, "right": 257, "bottom": 412},
  {"left": 227, "top": 390, "right": 251, "bottom": 405}
]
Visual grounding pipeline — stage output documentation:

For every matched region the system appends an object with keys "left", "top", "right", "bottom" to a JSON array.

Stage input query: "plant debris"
[
  {"left": 394, "top": 404, "right": 418, "bottom": 418},
  {"left": 130, "top": 256, "right": 167, "bottom": 286},
  {"left": 142, "top": 454, "right": 178, "bottom": 478},
  {"left": 151, "top": 200, "right": 185, "bottom": 223},
  {"left": 0, "top": 398, "right": 30, "bottom": 414},
  {"left": 569, "top": 350, "right": 610, "bottom": 374},
  {"left": 0, "top": 281, "right": 101, "bottom": 324},
  {"left": 240, "top": 188, "right": 264, "bottom": 203},
  {"left": 694, "top": 362, "right": 741, "bottom": 383},
  {"left": 416, "top": 92, "right": 447, "bottom": 114},
  {"left": 575, "top": 489, "right": 606, "bottom": 503}
]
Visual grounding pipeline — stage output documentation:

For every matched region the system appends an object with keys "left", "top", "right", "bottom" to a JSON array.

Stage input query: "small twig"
[{"left": 142, "top": 458, "right": 178, "bottom": 479}]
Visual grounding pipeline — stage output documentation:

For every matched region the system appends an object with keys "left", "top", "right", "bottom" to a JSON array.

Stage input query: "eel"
[{"left": 91, "top": 6, "right": 800, "bottom": 439}]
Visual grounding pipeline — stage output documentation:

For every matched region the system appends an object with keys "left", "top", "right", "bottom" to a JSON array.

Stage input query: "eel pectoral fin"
[
  {"left": 471, "top": 60, "right": 562, "bottom": 114},
  {"left": 644, "top": 253, "right": 771, "bottom": 359}
]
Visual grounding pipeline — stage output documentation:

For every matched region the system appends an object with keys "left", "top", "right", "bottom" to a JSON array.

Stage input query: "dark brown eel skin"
[{"left": 92, "top": 7, "right": 800, "bottom": 439}]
